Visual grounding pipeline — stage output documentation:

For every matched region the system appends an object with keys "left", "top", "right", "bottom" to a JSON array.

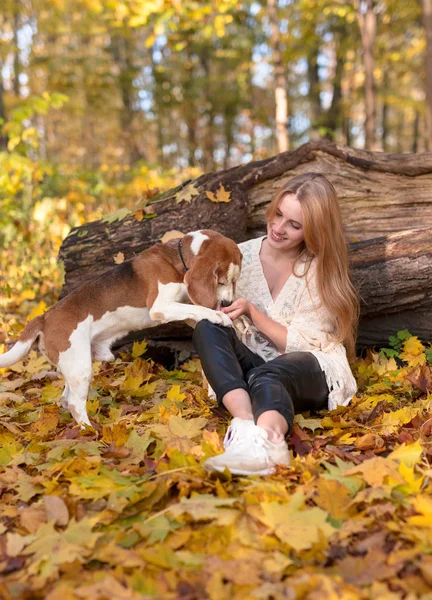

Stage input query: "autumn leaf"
[
  {"left": 255, "top": 492, "right": 335, "bottom": 551},
  {"left": 101, "top": 208, "right": 132, "bottom": 223},
  {"left": 27, "top": 300, "right": 47, "bottom": 320},
  {"left": 113, "top": 252, "right": 125, "bottom": 264},
  {"left": 131, "top": 339, "right": 147, "bottom": 358},
  {"left": 151, "top": 414, "right": 208, "bottom": 452},
  {"left": 205, "top": 184, "right": 231, "bottom": 203},
  {"left": 160, "top": 230, "right": 185, "bottom": 243},
  {"left": 400, "top": 336, "right": 426, "bottom": 366},
  {"left": 175, "top": 183, "right": 199, "bottom": 204}
]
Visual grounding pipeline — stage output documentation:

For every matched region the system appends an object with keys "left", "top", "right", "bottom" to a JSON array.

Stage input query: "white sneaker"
[{"left": 204, "top": 417, "right": 291, "bottom": 476}]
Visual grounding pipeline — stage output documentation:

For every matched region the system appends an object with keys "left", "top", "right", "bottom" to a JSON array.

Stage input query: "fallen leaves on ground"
[{"left": 0, "top": 336, "right": 431, "bottom": 599}]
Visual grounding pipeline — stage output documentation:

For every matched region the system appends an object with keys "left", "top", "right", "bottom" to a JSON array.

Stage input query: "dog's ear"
[{"left": 184, "top": 258, "right": 218, "bottom": 308}]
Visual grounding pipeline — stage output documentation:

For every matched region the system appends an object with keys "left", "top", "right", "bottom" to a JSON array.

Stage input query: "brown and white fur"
[{"left": 0, "top": 230, "right": 242, "bottom": 427}]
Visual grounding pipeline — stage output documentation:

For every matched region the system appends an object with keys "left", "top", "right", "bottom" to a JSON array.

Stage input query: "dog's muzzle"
[{"left": 220, "top": 300, "right": 232, "bottom": 308}]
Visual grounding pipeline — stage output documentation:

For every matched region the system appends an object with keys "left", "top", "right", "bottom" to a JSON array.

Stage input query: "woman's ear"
[{"left": 184, "top": 258, "right": 218, "bottom": 308}]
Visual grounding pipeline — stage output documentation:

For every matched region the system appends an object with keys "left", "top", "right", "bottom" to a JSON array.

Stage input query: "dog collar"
[{"left": 178, "top": 238, "right": 189, "bottom": 271}]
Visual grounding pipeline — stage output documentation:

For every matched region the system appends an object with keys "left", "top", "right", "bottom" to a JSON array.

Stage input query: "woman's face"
[{"left": 266, "top": 193, "right": 305, "bottom": 252}]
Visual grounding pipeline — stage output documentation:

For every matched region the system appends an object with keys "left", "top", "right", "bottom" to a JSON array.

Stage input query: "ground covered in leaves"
[{"left": 1, "top": 298, "right": 432, "bottom": 599}]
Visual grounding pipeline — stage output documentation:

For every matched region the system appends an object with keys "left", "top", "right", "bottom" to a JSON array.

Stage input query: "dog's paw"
[
  {"left": 149, "top": 310, "right": 166, "bottom": 324},
  {"left": 210, "top": 311, "right": 233, "bottom": 327}
]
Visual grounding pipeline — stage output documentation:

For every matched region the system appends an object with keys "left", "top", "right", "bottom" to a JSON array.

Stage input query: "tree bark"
[{"left": 59, "top": 141, "right": 432, "bottom": 347}]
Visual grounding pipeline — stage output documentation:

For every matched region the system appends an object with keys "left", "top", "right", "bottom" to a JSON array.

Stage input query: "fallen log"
[{"left": 58, "top": 142, "right": 432, "bottom": 348}]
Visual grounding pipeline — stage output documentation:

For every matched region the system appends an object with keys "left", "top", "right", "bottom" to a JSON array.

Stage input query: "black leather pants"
[{"left": 193, "top": 320, "right": 329, "bottom": 435}]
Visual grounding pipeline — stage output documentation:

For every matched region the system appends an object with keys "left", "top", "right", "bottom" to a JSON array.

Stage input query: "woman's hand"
[{"left": 221, "top": 298, "right": 252, "bottom": 320}]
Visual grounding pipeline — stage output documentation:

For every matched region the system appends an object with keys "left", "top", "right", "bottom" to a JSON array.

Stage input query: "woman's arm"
[{"left": 222, "top": 299, "right": 287, "bottom": 353}]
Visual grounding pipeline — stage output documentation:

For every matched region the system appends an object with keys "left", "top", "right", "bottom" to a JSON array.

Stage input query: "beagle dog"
[{"left": 0, "top": 230, "right": 242, "bottom": 427}]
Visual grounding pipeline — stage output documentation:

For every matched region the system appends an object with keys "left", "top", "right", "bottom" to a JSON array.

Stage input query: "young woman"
[{"left": 193, "top": 172, "right": 359, "bottom": 475}]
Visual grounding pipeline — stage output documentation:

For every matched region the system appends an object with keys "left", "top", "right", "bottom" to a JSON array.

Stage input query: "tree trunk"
[
  {"left": 0, "top": 68, "right": 7, "bottom": 150},
  {"left": 109, "top": 29, "right": 143, "bottom": 163},
  {"left": 58, "top": 141, "right": 432, "bottom": 347},
  {"left": 268, "top": 0, "right": 289, "bottom": 152},
  {"left": 358, "top": 0, "right": 377, "bottom": 150},
  {"left": 200, "top": 50, "right": 216, "bottom": 171},
  {"left": 422, "top": 0, "right": 432, "bottom": 150},
  {"left": 13, "top": 0, "right": 20, "bottom": 98},
  {"left": 307, "top": 35, "right": 321, "bottom": 140}
]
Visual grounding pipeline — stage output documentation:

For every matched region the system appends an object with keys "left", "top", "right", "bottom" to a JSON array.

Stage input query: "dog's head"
[{"left": 183, "top": 230, "right": 242, "bottom": 309}]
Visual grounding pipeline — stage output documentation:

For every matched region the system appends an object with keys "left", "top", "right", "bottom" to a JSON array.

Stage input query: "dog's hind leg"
[
  {"left": 59, "top": 383, "right": 70, "bottom": 409},
  {"left": 58, "top": 344, "right": 93, "bottom": 428},
  {"left": 63, "top": 367, "right": 92, "bottom": 427}
]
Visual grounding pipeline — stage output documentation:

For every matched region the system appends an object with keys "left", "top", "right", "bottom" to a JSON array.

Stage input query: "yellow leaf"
[
  {"left": 21, "top": 289, "right": 36, "bottom": 300},
  {"left": 314, "top": 478, "right": 355, "bottom": 520},
  {"left": 256, "top": 492, "right": 335, "bottom": 551},
  {"left": 160, "top": 230, "right": 185, "bottom": 243},
  {"left": 206, "top": 184, "right": 231, "bottom": 203},
  {"left": 166, "top": 384, "right": 186, "bottom": 402},
  {"left": 113, "top": 252, "right": 124, "bottom": 264},
  {"left": 400, "top": 336, "right": 426, "bottom": 366},
  {"left": 27, "top": 301, "right": 47, "bottom": 320},
  {"left": 151, "top": 414, "right": 207, "bottom": 452},
  {"left": 122, "top": 358, "right": 149, "bottom": 390},
  {"left": 345, "top": 456, "right": 404, "bottom": 487},
  {"left": 175, "top": 183, "right": 199, "bottom": 204},
  {"left": 388, "top": 440, "right": 423, "bottom": 467},
  {"left": 408, "top": 495, "right": 432, "bottom": 528},
  {"left": 132, "top": 339, "right": 147, "bottom": 358}
]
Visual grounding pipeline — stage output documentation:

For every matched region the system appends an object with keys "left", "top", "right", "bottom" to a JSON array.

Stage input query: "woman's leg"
[
  {"left": 247, "top": 351, "right": 329, "bottom": 441},
  {"left": 192, "top": 320, "right": 264, "bottom": 419}
]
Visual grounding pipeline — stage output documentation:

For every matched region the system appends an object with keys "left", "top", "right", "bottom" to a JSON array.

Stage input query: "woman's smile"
[{"left": 270, "top": 229, "right": 286, "bottom": 242}]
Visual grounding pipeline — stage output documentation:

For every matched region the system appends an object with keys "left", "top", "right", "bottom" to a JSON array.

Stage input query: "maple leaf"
[
  {"left": 166, "top": 384, "right": 186, "bottom": 402},
  {"left": 169, "top": 494, "right": 238, "bottom": 524},
  {"left": 151, "top": 414, "right": 208, "bottom": 452},
  {"left": 400, "top": 336, "right": 426, "bottom": 366},
  {"left": 121, "top": 358, "right": 150, "bottom": 390},
  {"left": 388, "top": 440, "right": 423, "bottom": 468},
  {"left": 344, "top": 456, "right": 404, "bottom": 487},
  {"left": 101, "top": 208, "right": 132, "bottom": 224},
  {"left": 160, "top": 229, "right": 185, "bottom": 243},
  {"left": 175, "top": 183, "right": 199, "bottom": 204},
  {"left": 205, "top": 184, "right": 231, "bottom": 203},
  {"left": 256, "top": 492, "right": 335, "bottom": 551},
  {"left": 314, "top": 478, "right": 355, "bottom": 520},
  {"left": 131, "top": 339, "right": 147, "bottom": 358},
  {"left": 294, "top": 414, "right": 323, "bottom": 432}
]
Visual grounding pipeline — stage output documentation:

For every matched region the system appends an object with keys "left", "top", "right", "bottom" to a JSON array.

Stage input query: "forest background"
[
  {"left": 1, "top": 2, "right": 432, "bottom": 599},
  {"left": 1, "top": 0, "right": 432, "bottom": 309}
]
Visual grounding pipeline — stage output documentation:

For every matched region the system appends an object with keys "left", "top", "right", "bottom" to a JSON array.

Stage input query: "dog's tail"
[{"left": 0, "top": 316, "right": 44, "bottom": 368}]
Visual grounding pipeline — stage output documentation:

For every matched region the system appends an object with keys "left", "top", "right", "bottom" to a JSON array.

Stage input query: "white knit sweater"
[{"left": 233, "top": 237, "right": 357, "bottom": 410}]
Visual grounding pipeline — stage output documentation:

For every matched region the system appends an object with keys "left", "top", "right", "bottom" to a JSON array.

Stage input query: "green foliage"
[{"left": 380, "top": 329, "right": 413, "bottom": 359}]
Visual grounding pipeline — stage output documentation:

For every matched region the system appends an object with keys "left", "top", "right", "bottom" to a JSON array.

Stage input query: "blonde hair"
[{"left": 265, "top": 172, "right": 359, "bottom": 359}]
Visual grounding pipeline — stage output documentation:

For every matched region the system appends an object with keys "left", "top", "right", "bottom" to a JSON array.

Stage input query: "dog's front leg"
[{"left": 149, "top": 283, "right": 232, "bottom": 327}]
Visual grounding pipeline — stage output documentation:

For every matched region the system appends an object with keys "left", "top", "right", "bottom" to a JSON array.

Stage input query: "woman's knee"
[{"left": 247, "top": 362, "right": 294, "bottom": 388}]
